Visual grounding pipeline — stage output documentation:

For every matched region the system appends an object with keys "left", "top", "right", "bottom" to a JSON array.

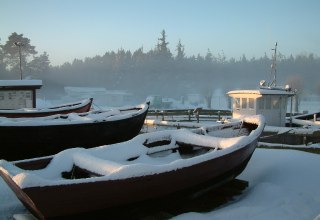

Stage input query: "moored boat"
[
  {"left": 0, "top": 102, "right": 149, "bottom": 160},
  {"left": 292, "top": 111, "right": 320, "bottom": 127},
  {"left": 0, "top": 115, "right": 265, "bottom": 219},
  {"left": 0, "top": 98, "right": 93, "bottom": 118}
]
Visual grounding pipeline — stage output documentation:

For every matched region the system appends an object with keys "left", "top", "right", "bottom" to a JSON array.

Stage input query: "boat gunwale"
[{"left": 0, "top": 102, "right": 149, "bottom": 127}]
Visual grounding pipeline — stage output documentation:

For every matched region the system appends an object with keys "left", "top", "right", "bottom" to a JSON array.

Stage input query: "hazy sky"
[{"left": 1, "top": 0, "right": 319, "bottom": 66}]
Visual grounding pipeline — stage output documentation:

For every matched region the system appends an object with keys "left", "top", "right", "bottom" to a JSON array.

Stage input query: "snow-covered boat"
[
  {"left": 292, "top": 112, "right": 320, "bottom": 127},
  {"left": 0, "top": 98, "right": 93, "bottom": 118},
  {"left": 0, "top": 102, "right": 149, "bottom": 160},
  {"left": 0, "top": 115, "right": 265, "bottom": 219}
]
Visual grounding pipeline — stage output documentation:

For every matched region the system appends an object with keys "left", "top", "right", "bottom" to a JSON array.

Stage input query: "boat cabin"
[
  {"left": 227, "top": 43, "right": 298, "bottom": 127},
  {"left": 227, "top": 86, "right": 295, "bottom": 127},
  {"left": 0, "top": 80, "right": 42, "bottom": 109}
]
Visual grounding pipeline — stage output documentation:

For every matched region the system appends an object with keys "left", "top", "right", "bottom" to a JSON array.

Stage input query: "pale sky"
[{"left": 1, "top": 0, "right": 319, "bottom": 66}]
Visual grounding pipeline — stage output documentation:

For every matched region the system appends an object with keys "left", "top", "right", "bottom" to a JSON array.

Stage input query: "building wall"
[{"left": 0, "top": 90, "right": 33, "bottom": 109}]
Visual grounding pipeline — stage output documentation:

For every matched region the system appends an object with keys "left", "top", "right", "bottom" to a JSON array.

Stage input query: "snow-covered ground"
[
  {"left": 1, "top": 148, "right": 319, "bottom": 220},
  {"left": 173, "top": 148, "right": 320, "bottom": 220}
]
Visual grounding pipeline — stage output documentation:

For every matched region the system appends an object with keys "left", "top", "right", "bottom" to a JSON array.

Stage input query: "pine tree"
[
  {"left": 156, "top": 30, "right": 172, "bottom": 59},
  {"left": 175, "top": 39, "right": 185, "bottom": 61},
  {"left": 1, "top": 32, "right": 37, "bottom": 71}
]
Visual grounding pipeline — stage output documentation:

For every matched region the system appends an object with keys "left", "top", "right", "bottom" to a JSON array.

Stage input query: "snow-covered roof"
[
  {"left": 0, "top": 80, "right": 42, "bottom": 87},
  {"left": 227, "top": 87, "right": 295, "bottom": 96}
]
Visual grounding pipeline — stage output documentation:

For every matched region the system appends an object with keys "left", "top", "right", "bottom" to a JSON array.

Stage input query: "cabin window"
[
  {"left": 265, "top": 96, "right": 271, "bottom": 109},
  {"left": 241, "top": 98, "right": 247, "bottom": 109},
  {"left": 272, "top": 96, "right": 280, "bottom": 109},
  {"left": 281, "top": 97, "right": 287, "bottom": 110},
  {"left": 248, "top": 98, "right": 254, "bottom": 109},
  {"left": 234, "top": 98, "right": 240, "bottom": 110},
  {"left": 257, "top": 97, "right": 264, "bottom": 109}
]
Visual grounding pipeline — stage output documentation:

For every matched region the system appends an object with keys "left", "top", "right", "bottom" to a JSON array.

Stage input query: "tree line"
[{"left": 1, "top": 31, "right": 320, "bottom": 100}]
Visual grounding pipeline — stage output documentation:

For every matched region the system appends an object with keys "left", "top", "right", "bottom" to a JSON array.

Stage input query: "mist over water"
[
  {"left": 1, "top": 32, "right": 319, "bottom": 105},
  {"left": 37, "top": 51, "right": 319, "bottom": 105}
]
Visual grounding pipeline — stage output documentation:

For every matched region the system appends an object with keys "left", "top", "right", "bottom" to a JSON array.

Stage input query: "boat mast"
[{"left": 269, "top": 42, "right": 277, "bottom": 87}]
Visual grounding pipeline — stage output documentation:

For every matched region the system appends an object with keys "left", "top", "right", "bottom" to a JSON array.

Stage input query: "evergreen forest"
[{"left": 1, "top": 31, "right": 319, "bottom": 101}]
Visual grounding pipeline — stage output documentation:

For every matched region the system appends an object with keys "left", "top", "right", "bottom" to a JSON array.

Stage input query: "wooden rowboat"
[
  {"left": 0, "top": 102, "right": 149, "bottom": 160},
  {"left": 0, "top": 98, "right": 93, "bottom": 118},
  {"left": 0, "top": 115, "right": 265, "bottom": 219}
]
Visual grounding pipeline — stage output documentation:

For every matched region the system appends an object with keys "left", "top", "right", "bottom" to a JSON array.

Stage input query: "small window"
[
  {"left": 281, "top": 97, "right": 287, "bottom": 109},
  {"left": 241, "top": 98, "right": 247, "bottom": 109},
  {"left": 248, "top": 98, "right": 254, "bottom": 109},
  {"left": 258, "top": 97, "right": 264, "bottom": 109},
  {"left": 272, "top": 97, "right": 280, "bottom": 109},
  {"left": 265, "top": 96, "right": 271, "bottom": 109},
  {"left": 234, "top": 98, "right": 240, "bottom": 109}
]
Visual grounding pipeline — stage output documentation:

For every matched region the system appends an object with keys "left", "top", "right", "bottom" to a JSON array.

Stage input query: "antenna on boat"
[{"left": 268, "top": 42, "right": 277, "bottom": 87}]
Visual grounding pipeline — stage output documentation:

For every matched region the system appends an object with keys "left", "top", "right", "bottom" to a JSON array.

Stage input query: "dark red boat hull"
[
  {"left": 0, "top": 104, "right": 148, "bottom": 160},
  {"left": 0, "top": 98, "right": 93, "bottom": 118},
  {"left": 1, "top": 139, "right": 256, "bottom": 219}
]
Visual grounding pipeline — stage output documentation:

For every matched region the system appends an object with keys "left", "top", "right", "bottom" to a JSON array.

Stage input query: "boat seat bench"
[{"left": 73, "top": 153, "right": 123, "bottom": 176}]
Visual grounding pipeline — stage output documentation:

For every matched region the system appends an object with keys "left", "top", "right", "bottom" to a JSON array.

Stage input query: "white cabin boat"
[
  {"left": 228, "top": 85, "right": 295, "bottom": 127},
  {"left": 227, "top": 43, "right": 296, "bottom": 127}
]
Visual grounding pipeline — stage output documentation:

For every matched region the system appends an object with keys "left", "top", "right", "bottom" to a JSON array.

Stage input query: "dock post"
[
  {"left": 290, "top": 96, "right": 293, "bottom": 127},
  {"left": 188, "top": 110, "right": 191, "bottom": 121},
  {"left": 193, "top": 107, "right": 202, "bottom": 123},
  {"left": 161, "top": 110, "right": 165, "bottom": 121}
]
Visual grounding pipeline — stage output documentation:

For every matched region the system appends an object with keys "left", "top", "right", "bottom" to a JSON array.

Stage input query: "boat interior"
[{"left": 60, "top": 121, "right": 256, "bottom": 180}]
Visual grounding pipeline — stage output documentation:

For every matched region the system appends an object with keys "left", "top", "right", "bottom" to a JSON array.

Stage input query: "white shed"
[
  {"left": 0, "top": 80, "right": 42, "bottom": 109},
  {"left": 227, "top": 86, "right": 295, "bottom": 127}
]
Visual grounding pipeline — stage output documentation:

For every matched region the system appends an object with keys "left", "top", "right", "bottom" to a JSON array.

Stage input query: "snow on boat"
[
  {"left": 0, "top": 115, "right": 265, "bottom": 219},
  {"left": 292, "top": 112, "right": 320, "bottom": 127},
  {"left": 0, "top": 102, "right": 149, "bottom": 160},
  {"left": 0, "top": 98, "right": 93, "bottom": 118}
]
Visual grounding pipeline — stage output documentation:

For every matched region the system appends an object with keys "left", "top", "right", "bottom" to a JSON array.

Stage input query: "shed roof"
[
  {"left": 227, "top": 87, "right": 295, "bottom": 96},
  {"left": 0, "top": 80, "right": 42, "bottom": 88}
]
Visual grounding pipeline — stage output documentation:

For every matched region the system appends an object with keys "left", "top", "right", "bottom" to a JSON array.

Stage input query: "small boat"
[
  {"left": 0, "top": 98, "right": 93, "bottom": 118},
  {"left": 0, "top": 102, "right": 149, "bottom": 160},
  {"left": 0, "top": 115, "right": 265, "bottom": 219},
  {"left": 292, "top": 112, "right": 320, "bottom": 127}
]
